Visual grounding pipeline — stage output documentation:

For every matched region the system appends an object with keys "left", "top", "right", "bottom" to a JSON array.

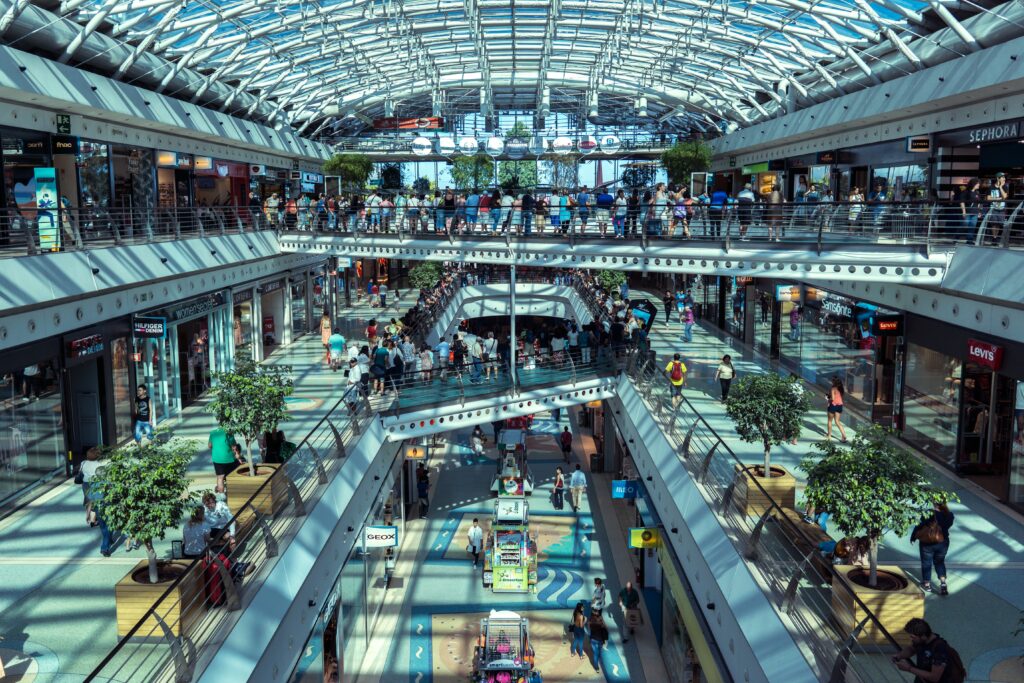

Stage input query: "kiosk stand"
[
  {"left": 482, "top": 496, "right": 537, "bottom": 593},
  {"left": 490, "top": 429, "right": 534, "bottom": 496},
  {"left": 471, "top": 609, "right": 542, "bottom": 683}
]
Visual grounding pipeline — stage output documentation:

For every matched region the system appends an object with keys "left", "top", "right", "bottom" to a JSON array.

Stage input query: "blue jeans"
[
  {"left": 523, "top": 212, "right": 533, "bottom": 235},
  {"left": 684, "top": 322, "right": 693, "bottom": 342},
  {"left": 571, "top": 630, "right": 585, "bottom": 657},
  {"left": 920, "top": 542, "right": 949, "bottom": 583},
  {"left": 590, "top": 637, "right": 604, "bottom": 669},
  {"left": 471, "top": 357, "right": 482, "bottom": 381},
  {"left": 790, "top": 322, "right": 800, "bottom": 341},
  {"left": 99, "top": 515, "right": 114, "bottom": 554},
  {"left": 962, "top": 213, "right": 978, "bottom": 241},
  {"left": 491, "top": 210, "right": 502, "bottom": 232},
  {"left": 134, "top": 420, "right": 154, "bottom": 443}
]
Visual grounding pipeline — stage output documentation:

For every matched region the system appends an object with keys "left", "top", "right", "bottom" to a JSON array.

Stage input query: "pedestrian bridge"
[{"left": 280, "top": 230, "right": 954, "bottom": 285}]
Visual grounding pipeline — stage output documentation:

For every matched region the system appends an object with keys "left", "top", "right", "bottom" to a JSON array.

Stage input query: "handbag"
[
  {"left": 74, "top": 470, "right": 85, "bottom": 485},
  {"left": 917, "top": 519, "right": 945, "bottom": 545}
]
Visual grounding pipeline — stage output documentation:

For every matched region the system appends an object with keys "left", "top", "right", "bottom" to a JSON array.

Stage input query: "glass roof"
[{"left": 26, "top": 0, "right": 1023, "bottom": 137}]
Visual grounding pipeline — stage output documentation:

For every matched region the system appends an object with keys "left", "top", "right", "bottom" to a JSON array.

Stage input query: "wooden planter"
[
  {"left": 226, "top": 463, "right": 289, "bottom": 519},
  {"left": 831, "top": 565, "right": 924, "bottom": 647},
  {"left": 115, "top": 560, "right": 202, "bottom": 638},
  {"left": 733, "top": 464, "right": 796, "bottom": 516}
]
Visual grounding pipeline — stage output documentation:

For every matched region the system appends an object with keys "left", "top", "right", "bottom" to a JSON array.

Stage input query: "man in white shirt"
[
  {"left": 567, "top": 327, "right": 579, "bottom": 360},
  {"left": 347, "top": 359, "right": 362, "bottom": 412},
  {"left": 467, "top": 518, "right": 484, "bottom": 567},
  {"left": 569, "top": 464, "right": 587, "bottom": 513},
  {"left": 202, "top": 491, "right": 237, "bottom": 550},
  {"left": 482, "top": 332, "right": 498, "bottom": 380},
  {"left": 378, "top": 282, "right": 389, "bottom": 308}
]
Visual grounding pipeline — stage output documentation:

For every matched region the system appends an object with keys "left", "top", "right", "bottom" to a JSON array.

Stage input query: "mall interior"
[{"left": 1, "top": 1, "right": 1024, "bottom": 682}]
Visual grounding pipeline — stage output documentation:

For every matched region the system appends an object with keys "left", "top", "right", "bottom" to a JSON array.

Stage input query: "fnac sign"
[{"left": 967, "top": 339, "right": 1003, "bottom": 371}]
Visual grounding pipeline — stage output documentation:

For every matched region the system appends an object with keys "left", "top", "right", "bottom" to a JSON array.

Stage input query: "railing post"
[
  {"left": 744, "top": 508, "right": 773, "bottom": 561},
  {"left": 699, "top": 441, "right": 720, "bottom": 484},
  {"left": 828, "top": 616, "right": 873, "bottom": 683},
  {"left": 25, "top": 216, "right": 38, "bottom": 255},
  {"left": 680, "top": 420, "right": 698, "bottom": 459},
  {"left": 308, "top": 445, "right": 329, "bottom": 485},
  {"left": 251, "top": 508, "right": 279, "bottom": 558},
  {"left": 328, "top": 418, "right": 347, "bottom": 456},
  {"left": 282, "top": 467, "right": 306, "bottom": 516},
  {"left": 975, "top": 205, "right": 993, "bottom": 246},
  {"left": 209, "top": 553, "right": 241, "bottom": 611},
  {"left": 150, "top": 613, "right": 194, "bottom": 683},
  {"left": 780, "top": 550, "right": 818, "bottom": 614}
]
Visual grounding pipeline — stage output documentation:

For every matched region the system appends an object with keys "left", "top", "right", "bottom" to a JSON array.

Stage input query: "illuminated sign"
[
  {"left": 872, "top": 315, "right": 903, "bottom": 336},
  {"left": 362, "top": 525, "right": 398, "bottom": 548},
  {"left": 194, "top": 156, "right": 213, "bottom": 171},
  {"left": 51, "top": 135, "right": 78, "bottom": 155},
  {"left": 157, "top": 151, "right": 178, "bottom": 167},
  {"left": 404, "top": 444, "right": 428, "bottom": 460},
  {"left": 67, "top": 334, "right": 104, "bottom": 360},
  {"left": 132, "top": 316, "right": 167, "bottom": 339},
  {"left": 906, "top": 136, "right": 931, "bottom": 153},
  {"left": 372, "top": 116, "right": 444, "bottom": 130},
  {"left": 629, "top": 527, "right": 660, "bottom": 549},
  {"left": 967, "top": 339, "right": 1003, "bottom": 371},
  {"left": 612, "top": 480, "right": 640, "bottom": 499}
]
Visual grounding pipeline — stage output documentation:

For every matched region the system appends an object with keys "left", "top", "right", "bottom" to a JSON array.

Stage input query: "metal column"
[{"left": 509, "top": 264, "right": 517, "bottom": 388}]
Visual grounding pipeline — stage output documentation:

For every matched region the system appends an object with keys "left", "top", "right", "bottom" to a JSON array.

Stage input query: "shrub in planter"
[
  {"left": 725, "top": 373, "right": 809, "bottom": 512},
  {"left": 208, "top": 357, "right": 293, "bottom": 477}
]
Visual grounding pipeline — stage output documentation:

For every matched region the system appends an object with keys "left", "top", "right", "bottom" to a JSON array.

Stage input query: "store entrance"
[
  {"left": 67, "top": 358, "right": 106, "bottom": 457},
  {"left": 958, "top": 363, "right": 1014, "bottom": 496},
  {"left": 177, "top": 318, "right": 210, "bottom": 408},
  {"left": 870, "top": 335, "right": 900, "bottom": 425}
]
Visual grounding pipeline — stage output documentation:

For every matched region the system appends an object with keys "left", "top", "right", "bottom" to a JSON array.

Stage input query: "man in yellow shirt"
[{"left": 665, "top": 353, "right": 687, "bottom": 408}]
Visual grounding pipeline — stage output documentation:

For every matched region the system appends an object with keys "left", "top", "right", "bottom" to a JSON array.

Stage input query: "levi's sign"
[
  {"left": 362, "top": 525, "right": 398, "bottom": 548},
  {"left": 967, "top": 339, "right": 1003, "bottom": 370}
]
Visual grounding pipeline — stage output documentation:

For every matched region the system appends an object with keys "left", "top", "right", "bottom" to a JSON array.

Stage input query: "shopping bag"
[{"left": 626, "top": 607, "right": 643, "bottom": 628}]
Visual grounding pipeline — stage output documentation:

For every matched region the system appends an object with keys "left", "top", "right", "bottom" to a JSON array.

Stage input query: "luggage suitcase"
[{"left": 203, "top": 552, "right": 233, "bottom": 606}]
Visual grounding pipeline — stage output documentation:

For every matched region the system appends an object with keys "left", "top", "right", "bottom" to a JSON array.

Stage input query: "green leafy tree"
[
  {"left": 322, "top": 153, "right": 374, "bottom": 189},
  {"left": 725, "top": 374, "right": 810, "bottom": 475},
  {"left": 92, "top": 438, "right": 198, "bottom": 583},
  {"left": 544, "top": 153, "right": 581, "bottom": 189},
  {"left": 409, "top": 262, "right": 442, "bottom": 290},
  {"left": 412, "top": 176, "right": 432, "bottom": 195},
  {"left": 595, "top": 269, "right": 626, "bottom": 295},
  {"left": 451, "top": 153, "right": 494, "bottom": 191},
  {"left": 499, "top": 121, "right": 537, "bottom": 190},
  {"left": 208, "top": 357, "right": 293, "bottom": 477},
  {"left": 661, "top": 140, "right": 712, "bottom": 186},
  {"left": 621, "top": 163, "right": 657, "bottom": 189},
  {"left": 379, "top": 162, "right": 404, "bottom": 190},
  {"left": 800, "top": 425, "right": 956, "bottom": 587}
]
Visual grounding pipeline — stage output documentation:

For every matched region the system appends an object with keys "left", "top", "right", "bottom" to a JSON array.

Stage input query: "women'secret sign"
[{"left": 967, "top": 339, "right": 1003, "bottom": 371}]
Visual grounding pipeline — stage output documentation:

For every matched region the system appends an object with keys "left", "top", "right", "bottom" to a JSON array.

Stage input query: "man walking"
[
  {"left": 559, "top": 426, "right": 573, "bottom": 463},
  {"left": 665, "top": 353, "right": 687, "bottom": 408},
  {"left": 467, "top": 518, "right": 484, "bottom": 567},
  {"left": 378, "top": 281, "right": 388, "bottom": 308},
  {"left": 618, "top": 580, "right": 642, "bottom": 643},
  {"left": 569, "top": 464, "right": 587, "bottom": 512}
]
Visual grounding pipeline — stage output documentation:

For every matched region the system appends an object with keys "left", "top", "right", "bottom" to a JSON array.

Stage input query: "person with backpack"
[
  {"left": 559, "top": 427, "right": 573, "bottom": 462},
  {"left": 910, "top": 503, "right": 955, "bottom": 595},
  {"left": 665, "top": 353, "right": 687, "bottom": 407},
  {"left": 893, "top": 618, "right": 965, "bottom": 683}
]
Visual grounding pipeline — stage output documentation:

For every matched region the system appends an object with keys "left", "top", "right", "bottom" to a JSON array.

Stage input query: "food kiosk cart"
[
  {"left": 482, "top": 496, "right": 538, "bottom": 593},
  {"left": 490, "top": 429, "right": 533, "bottom": 495},
  {"left": 471, "top": 610, "right": 542, "bottom": 683}
]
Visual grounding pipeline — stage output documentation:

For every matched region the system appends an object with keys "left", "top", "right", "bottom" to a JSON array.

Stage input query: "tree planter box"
[
  {"left": 831, "top": 565, "right": 923, "bottom": 647},
  {"left": 226, "top": 463, "right": 289, "bottom": 525},
  {"left": 733, "top": 464, "right": 796, "bottom": 516},
  {"left": 115, "top": 560, "right": 202, "bottom": 638}
]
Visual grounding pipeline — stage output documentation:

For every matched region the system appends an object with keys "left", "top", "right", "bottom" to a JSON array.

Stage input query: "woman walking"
[
  {"left": 319, "top": 312, "right": 332, "bottom": 364},
  {"left": 714, "top": 354, "right": 736, "bottom": 401},
  {"left": 569, "top": 602, "right": 587, "bottom": 659},
  {"left": 911, "top": 502, "right": 955, "bottom": 594},
  {"left": 553, "top": 466, "right": 565, "bottom": 510},
  {"left": 588, "top": 611, "right": 609, "bottom": 672},
  {"left": 826, "top": 377, "right": 848, "bottom": 442}
]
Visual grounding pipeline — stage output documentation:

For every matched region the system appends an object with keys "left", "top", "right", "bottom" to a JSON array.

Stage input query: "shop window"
[
  {"left": 111, "top": 337, "right": 132, "bottom": 444},
  {"left": 1010, "top": 382, "right": 1024, "bottom": 508},
  {"left": 871, "top": 165, "right": 928, "bottom": 201},
  {"left": 0, "top": 358, "right": 64, "bottom": 504},
  {"left": 291, "top": 281, "right": 308, "bottom": 337},
  {"left": 78, "top": 141, "right": 111, "bottom": 208},
  {"left": 902, "top": 344, "right": 960, "bottom": 466}
]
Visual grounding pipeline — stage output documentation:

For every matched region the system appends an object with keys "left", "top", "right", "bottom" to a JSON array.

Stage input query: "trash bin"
[{"left": 590, "top": 452, "right": 604, "bottom": 473}]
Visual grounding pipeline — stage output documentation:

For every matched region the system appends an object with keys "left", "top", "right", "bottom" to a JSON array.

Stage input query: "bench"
[{"left": 775, "top": 507, "right": 835, "bottom": 583}]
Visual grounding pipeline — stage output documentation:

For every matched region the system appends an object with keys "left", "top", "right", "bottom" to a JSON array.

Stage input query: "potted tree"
[
  {"left": 92, "top": 438, "right": 202, "bottom": 637},
  {"left": 800, "top": 425, "right": 955, "bottom": 645},
  {"left": 208, "top": 357, "right": 294, "bottom": 519},
  {"left": 660, "top": 140, "right": 713, "bottom": 186},
  {"left": 724, "top": 373, "right": 809, "bottom": 515}
]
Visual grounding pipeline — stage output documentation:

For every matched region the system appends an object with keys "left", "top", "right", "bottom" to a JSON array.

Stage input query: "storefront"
[
  {"left": 901, "top": 317, "right": 1024, "bottom": 510},
  {"left": 260, "top": 277, "right": 287, "bottom": 352},
  {"left": 1, "top": 127, "right": 53, "bottom": 242},
  {"left": 193, "top": 157, "right": 249, "bottom": 208},
  {"left": 935, "top": 119, "right": 1022, "bottom": 201},
  {"left": 156, "top": 151, "right": 193, "bottom": 208},
  {"left": 112, "top": 145, "right": 156, "bottom": 213},
  {"left": 0, "top": 337, "right": 65, "bottom": 506},
  {"left": 290, "top": 272, "right": 309, "bottom": 339},
  {"left": 135, "top": 291, "right": 232, "bottom": 417},
  {"left": 739, "top": 160, "right": 784, "bottom": 197},
  {"left": 250, "top": 166, "right": 289, "bottom": 206},
  {"left": 232, "top": 286, "right": 258, "bottom": 362},
  {"left": 290, "top": 456, "right": 406, "bottom": 682}
]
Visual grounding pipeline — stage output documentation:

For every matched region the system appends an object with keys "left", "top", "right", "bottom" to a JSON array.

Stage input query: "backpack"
[
  {"left": 670, "top": 361, "right": 683, "bottom": 382},
  {"left": 935, "top": 637, "right": 966, "bottom": 683}
]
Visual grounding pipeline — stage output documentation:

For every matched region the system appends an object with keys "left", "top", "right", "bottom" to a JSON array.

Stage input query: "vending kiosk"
[
  {"left": 491, "top": 429, "right": 534, "bottom": 496},
  {"left": 482, "top": 497, "right": 537, "bottom": 593}
]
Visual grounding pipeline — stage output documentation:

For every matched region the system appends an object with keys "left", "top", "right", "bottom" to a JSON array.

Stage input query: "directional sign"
[{"left": 611, "top": 480, "right": 640, "bottom": 499}]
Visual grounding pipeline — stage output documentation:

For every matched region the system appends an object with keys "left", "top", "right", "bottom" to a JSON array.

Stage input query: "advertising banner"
[
  {"left": 629, "top": 527, "right": 660, "bottom": 549},
  {"left": 372, "top": 117, "right": 444, "bottom": 130},
  {"left": 33, "top": 167, "right": 60, "bottom": 252},
  {"left": 492, "top": 565, "right": 529, "bottom": 592},
  {"left": 611, "top": 480, "right": 640, "bottom": 499},
  {"left": 629, "top": 299, "right": 658, "bottom": 333},
  {"left": 498, "top": 476, "right": 525, "bottom": 497},
  {"left": 362, "top": 525, "right": 399, "bottom": 548}
]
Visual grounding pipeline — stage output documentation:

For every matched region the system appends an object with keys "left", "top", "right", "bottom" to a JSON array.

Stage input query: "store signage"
[
  {"left": 492, "top": 565, "right": 528, "bottom": 592},
  {"left": 551, "top": 136, "right": 573, "bottom": 154},
  {"left": 629, "top": 527, "right": 660, "bottom": 549},
  {"left": 967, "top": 339, "right": 1003, "bottom": 370},
  {"left": 498, "top": 476, "right": 525, "bottom": 497},
  {"left": 611, "top": 480, "right": 640, "bottom": 499},
  {"left": 872, "top": 315, "right": 903, "bottom": 336},
  {"left": 335, "top": 257, "right": 352, "bottom": 268},
  {"left": 768, "top": 160, "right": 786, "bottom": 171},
  {"left": 821, "top": 297, "right": 853, "bottom": 319},
  {"left": 51, "top": 135, "right": 79, "bottom": 155},
  {"left": 194, "top": 156, "right": 213, "bottom": 171},
  {"left": 302, "top": 172, "right": 323, "bottom": 184},
  {"left": 372, "top": 116, "right": 443, "bottom": 130},
  {"left": 411, "top": 136, "right": 432, "bottom": 156},
  {"left": 157, "top": 292, "right": 226, "bottom": 323},
  {"left": 67, "top": 334, "right": 104, "bottom": 359},
  {"left": 485, "top": 136, "right": 504, "bottom": 157},
  {"left": 505, "top": 138, "right": 528, "bottom": 159},
  {"left": 966, "top": 120, "right": 1021, "bottom": 144},
  {"left": 775, "top": 284, "right": 801, "bottom": 302},
  {"left": 232, "top": 288, "right": 254, "bottom": 304},
  {"left": 157, "top": 151, "right": 177, "bottom": 167},
  {"left": 33, "top": 167, "right": 60, "bottom": 252},
  {"left": 176, "top": 154, "right": 192, "bottom": 169},
  {"left": 362, "top": 525, "right": 398, "bottom": 548},
  {"left": 906, "top": 136, "right": 931, "bottom": 153},
  {"left": 599, "top": 134, "right": 620, "bottom": 154},
  {"left": 728, "top": 156, "right": 736, "bottom": 168},
  {"left": 262, "top": 316, "right": 276, "bottom": 334},
  {"left": 436, "top": 137, "right": 456, "bottom": 156},
  {"left": 404, "top": 444, "right": 428, "bottom": 460},
  {"left": 495, "top": 498, "right": 526, "bottom": 522},
  {"left": 132, "top": 316, "right": 167, "bottom": 339},
  {"left": 736, "top": 276, "right": 753, "bottom": 286},
  {"left": 742, "top": 162, "right": 769, "bottom": 174},
  {"left": 815, "top": 151, "right": 837, "bottom": 164},
  {"left": 260, "top": 278, "right": 285, "bottom": 294},
  {"left": 528, "top": 136, "right": 548, "bottom": 156},
  {"left": 56, "top": 114, "right": 72, "bottom": 135}
]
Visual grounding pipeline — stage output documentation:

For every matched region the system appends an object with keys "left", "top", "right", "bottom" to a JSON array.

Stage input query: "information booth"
[{"left": 483, "top": 494, "right": 537, "bottom": 593}]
